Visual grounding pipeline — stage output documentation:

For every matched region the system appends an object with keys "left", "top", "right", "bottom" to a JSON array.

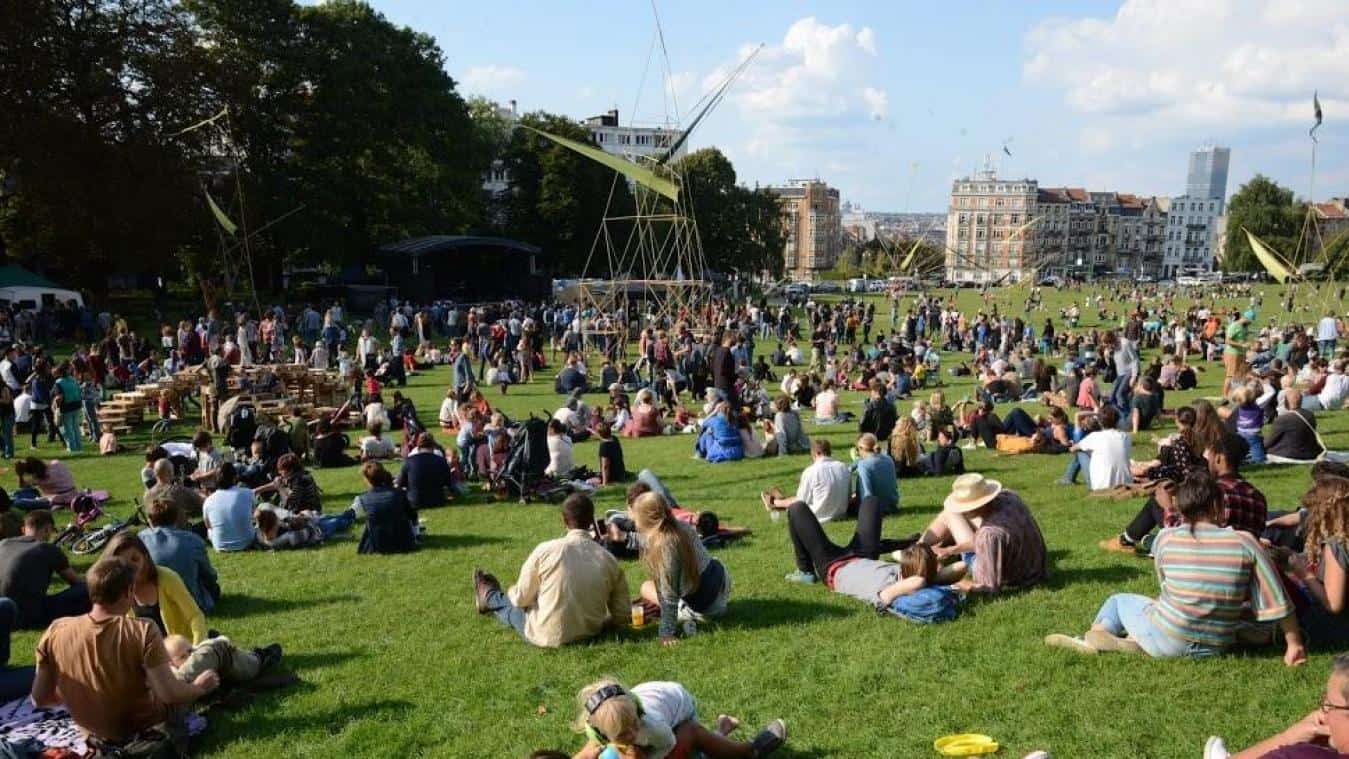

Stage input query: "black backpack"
[
  {"left": 254, "top": 424, "right": 291, "bottom": 460},
  {"left": 225, "top": 405, "right": 257, "bottom": 450}
]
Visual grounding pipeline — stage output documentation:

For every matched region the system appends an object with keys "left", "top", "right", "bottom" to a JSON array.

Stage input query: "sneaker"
[
  {"left": 254, "top": 643, "right": 284, "bottom": 671},
  {"left": 1204, "top": 736, "right": 1230, "bottom": 759},
  {"left": 681, "top": 620, "right": 697, "bottom": 637},
  {"left": 1084, "top": 629, "right": 1143, "bottom": 654},
  {"left": 1043, "top": 633, "right": 1096, "bottom": 655},
  {"left": 783, "top": 570, "right": 818, "bottom": 585},
  {"left": 1054, "top": 478, "right": 1075, "bottom": 486},
  {"left": 1098, "top": 535, "right": 1136, "bottom": 554},
  {"left": 749, "top": 719, "right": 787, "bottom": 757},
  {"left": 473, "top": 568, "right": 501, "bottom": 614}
]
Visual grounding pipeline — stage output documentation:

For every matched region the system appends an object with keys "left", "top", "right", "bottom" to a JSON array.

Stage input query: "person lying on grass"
[
  {"left": 1205, "top": 654, "right": 1349, "bottom": 759},
  {"left": 629, "top": 492, "right": 731, "bottom": 646},
  {"left": 917, "top": 473, "right": 1048, "bottom": 594},
  {"left": 782, "top": 494, "right": 964, "bottom": 621},
  {"left": 165, "top": 634, "right": 282, "bottom": 689},
  {"left": 566, "top": 678, "right": 786, "bottom": 759},
  {"left": 601, "top": 476, "right": 752, "bottom": 558},
  {"left": 1046, "top": 469, "right": 1305, "bottom": 663},
  {"left": 473, "top": 493, "right": 629, "bottom": 648}
]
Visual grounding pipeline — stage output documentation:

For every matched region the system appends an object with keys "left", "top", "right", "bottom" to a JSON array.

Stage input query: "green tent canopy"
[{"left": 0, "top": 264, "right": 83, "bottom": 307}]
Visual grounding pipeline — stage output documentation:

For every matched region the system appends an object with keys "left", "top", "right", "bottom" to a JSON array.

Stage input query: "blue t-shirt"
[
  {"left": 203, "top": 487, "right": 256, "bottom": 551},
  {"left": 853, "top": 453, "right": 900, "bottom": 510}
]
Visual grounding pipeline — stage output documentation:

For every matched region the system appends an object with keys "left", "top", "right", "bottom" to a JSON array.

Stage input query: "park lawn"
[{"left": 11, "top": 283, "right": 1347, "bottom": 758}]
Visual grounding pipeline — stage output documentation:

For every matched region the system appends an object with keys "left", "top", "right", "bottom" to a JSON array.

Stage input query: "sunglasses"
[{"left": 1322, "top": 700, "right": 1349, "bottom": 714}]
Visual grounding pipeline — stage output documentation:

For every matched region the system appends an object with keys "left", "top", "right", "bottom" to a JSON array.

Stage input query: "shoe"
[
  {"left": 1084, "top": 630, "right": 1143, "bottom": 654},
  {"left": 749, "top": 719, "right": 787, "bottom": 757},
  {"left": 473, "top": 568, "right": 501, "bottom": 614},
  {"left": 783, "top": 570, "right": 818, "bottom": 585},
  {"left": 1043, "top": 633, "right": 1096, "bottom": 655},
  {"left": 1204, "top": 736, "right": 1230, "bottom": 759},
  {"left": 254, "top": 643, "right": 284, "bottom": 671},
  {"left": 1054, "top": 478, "right": 1075, "bottom": 486},
  {"left": 1098, "top": 535, "right": 1136, "bottom": 554}
]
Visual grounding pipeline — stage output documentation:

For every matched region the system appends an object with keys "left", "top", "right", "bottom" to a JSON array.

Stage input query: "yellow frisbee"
[{"left": 934, "top": 733, "right": 999, "bottom": 756}]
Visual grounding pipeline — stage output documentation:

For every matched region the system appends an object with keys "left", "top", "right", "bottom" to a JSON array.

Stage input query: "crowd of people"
[{"left": 0, "top": 281, "right": 1341, "bottom": 757}]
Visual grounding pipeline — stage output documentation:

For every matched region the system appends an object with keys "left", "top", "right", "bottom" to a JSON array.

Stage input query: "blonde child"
[
  {"left": 909, "top": 399, "right": 930, "bottom": 433},
  {"left": 631, "top": 492, "right": 731, "bottom": 643},
  {"left": 569, "top": 678, "right": 786, "bottom": 759},
  {"left": 164, "top": 634, "right": 282, "bottom": 685}
]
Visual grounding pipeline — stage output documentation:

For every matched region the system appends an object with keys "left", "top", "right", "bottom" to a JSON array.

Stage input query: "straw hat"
[{"left": 943, "top": 473, "right": 1004, "bottom": 514}]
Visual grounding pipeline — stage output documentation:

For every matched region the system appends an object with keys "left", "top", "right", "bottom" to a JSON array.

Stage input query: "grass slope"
[{"left": 16, "top": 284, "right": 1347, "bottom": 758}]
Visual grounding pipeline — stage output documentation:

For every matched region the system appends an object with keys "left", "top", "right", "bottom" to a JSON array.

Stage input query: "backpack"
[
  {"left": 254, "top": 424, "right": 291, "bottom": 460},
  {"left": 885, "top": 585, "right": 962, "bottom": 624},
  {"left": 280, "top": 416, "right": 311, "bottom": 462},
  {"left": 224, "top": 404, "right": 257, "bottom": 450}
]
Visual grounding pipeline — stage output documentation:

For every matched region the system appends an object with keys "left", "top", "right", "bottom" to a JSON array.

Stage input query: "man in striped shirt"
[{"left": 1047, "top": 471, "right": 1306, "bottom": 663}]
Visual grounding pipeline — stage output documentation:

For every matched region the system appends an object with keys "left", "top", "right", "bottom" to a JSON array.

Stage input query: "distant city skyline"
[{"left": 361, "top": 0, "right": 1345, "bottom": 212}]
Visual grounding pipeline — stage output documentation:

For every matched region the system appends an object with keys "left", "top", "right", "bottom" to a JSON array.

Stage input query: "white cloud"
[
  {"left": 861, "top": 87, "right": 888, "bottom": 121},
  {"left": 1024, "top": 0, "right": 1348, "bottom": 141},
  {"left": 462, "top": 64, "right": 526, "bottom": 95}
]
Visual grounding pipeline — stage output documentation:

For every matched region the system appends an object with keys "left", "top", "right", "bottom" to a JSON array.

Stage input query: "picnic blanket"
[{"left": 0, "top": 698, "right": 206, "bottom": 755}]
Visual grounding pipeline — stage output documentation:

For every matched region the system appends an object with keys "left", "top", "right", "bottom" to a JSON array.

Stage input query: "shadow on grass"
[
  {"left": 1040, "top": 548, "right": 1147, "bottom": 590},
  {"left": 212, "top": 593, "right": 362, "bottom": 619},
  {"left": 200, "top": 698, "right": 415, "bottom": 746},
  {"left": 715, "top": 597, "right": 854, "bottom": 631},
  {"left": 418, "top": 533, "right": 509, "bottom": 551},
  {"left": 283, "top": 649, "right": 369, "bottom": 671}
]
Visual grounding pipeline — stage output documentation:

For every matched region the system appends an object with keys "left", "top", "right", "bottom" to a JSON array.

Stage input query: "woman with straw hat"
[{"left": 918, "top": 473, "right": 1048, "bottom": 594}]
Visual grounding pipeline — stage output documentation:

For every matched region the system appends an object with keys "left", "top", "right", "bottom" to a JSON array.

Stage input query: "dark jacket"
[
  {"left": 1265, "top": 409, "right": 1323, "bottom": 462},
  {"left": 356, "top": 486, "right": 417, "bottom": 555},
  {"left": 711, "top": 345, "right": 735, "bottom": 391},
  {"left": 397, "top": 451, "right": 453, "bottom": 508},
  {"left": 859, "top": 397, "right": 898, "bottom": 441}
]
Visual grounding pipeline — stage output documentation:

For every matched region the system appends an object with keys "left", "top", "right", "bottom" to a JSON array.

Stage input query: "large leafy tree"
[
  {"left": 0, "top": 0, "right": 212, "bottom": 292},
  {"left": 669, "top": 147, "right": 784, "bottom": 279},
  {"left": 1223, "top": 174, "right": 1304, "bottom": 273}
]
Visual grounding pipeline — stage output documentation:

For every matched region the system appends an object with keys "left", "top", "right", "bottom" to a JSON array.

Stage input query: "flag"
[
  {"left": 204, "top": 190, "right": 238, "bottom": 236},
  {"left": 1002, "top": 145, "right": 1012, "bottom": 157},
  {"left": 1312, "top": 91, "right": 1323, "bottom": 142}
]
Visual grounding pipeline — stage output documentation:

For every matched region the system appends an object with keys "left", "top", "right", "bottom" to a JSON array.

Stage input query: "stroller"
[{"left": 495, "top": 415, "right": 556, "bottom": 503}]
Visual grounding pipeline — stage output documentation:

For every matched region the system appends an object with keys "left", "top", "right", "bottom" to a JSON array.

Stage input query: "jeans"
[
  {"left": 317, "top": 510, "right": 357, "bottom": 538},
  {"left": 1303, "top": 396, "right": 1327, "bottom": 411},
  {"left": 1111, "top": 372, "right": 1134, "bottom": 413},
  {"left": 1062, "top": 452, "right": 1089, "bottom": 483},
  {"left": 1319, "top": 339, "right": 1337, "bottom": 357},
  {"left": 1238, "top": 430, "right": 1265, "bottom": 464},
  {"left": 1093, "top": 592, "right": 1219, "bottom": 659},
  {"left": 60, "top": 407, "right": 82, "bottom": 452},
  {"left": 483, "top": 586, "right": 528, "bottom": 638},
  {"left": 0, "top": 599, "right": 33, "bottom": 702},
  {"left": 0, "top": 416, "right": 12, "bottom": 458},
  {"left": 83, "top": 400, "right": 101, "bottom": 440},
  {"left": 788, "top": 496, "right": 886, "bottom": 577},
  {"left": 637, "top": 469, "right": 679, "bottom": 508}
]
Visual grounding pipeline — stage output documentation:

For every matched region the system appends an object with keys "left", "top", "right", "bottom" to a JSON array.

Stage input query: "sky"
[{"left": 362, "top": 0, "right": 1346, "bottom": 212}]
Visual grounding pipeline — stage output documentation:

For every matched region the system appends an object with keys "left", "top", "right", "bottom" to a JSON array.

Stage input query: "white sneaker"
[{"left": 1204, "top": 736, "right": 1229, "bottom": 759}]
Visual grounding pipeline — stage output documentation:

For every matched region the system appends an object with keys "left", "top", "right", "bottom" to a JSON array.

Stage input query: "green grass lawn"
[{"left": 16, "top": 283, "right": 1348, "bottom": 758}]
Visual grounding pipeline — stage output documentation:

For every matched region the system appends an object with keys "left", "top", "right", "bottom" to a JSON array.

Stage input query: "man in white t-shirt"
[
  {"left": 1305, "top": 360, "right": 1349, "bottom": 411},
  {"left": 762, "top": 439, "right": 851, "bottom": 522},
  {"left": 1071, "top": 406, "right": 1133, "bottom": 491}
]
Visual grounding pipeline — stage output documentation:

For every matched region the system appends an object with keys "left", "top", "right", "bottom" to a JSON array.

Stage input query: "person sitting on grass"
[
  {"left": 622, "top": 389, "right": 662, "bottom": 438},
  {"left": 566, "top": 678, "right": 786, "bottom": 759},
  {"left": 104, "top": 532, "right": 209, "bottom": 645},
  {"left": 473, "top": 493, "right": 629, "bottom": 648},
  {"left": 694, "top": 402, "right": 744, "bottom": 464},
  {"left": 1267, "top": 389, "right": 1326, "bottom": 464},
  {"left": 0, "top": 509, "right": 89, "bottom": 628},
  {"left": 629, "top": 492, "right": 731, "bottom": 646},
  {"left": 917, "top": 474, "right": 1048, "bottom": 594},
  {"left": 396, "top": 433, "right": 455, "bottom": 509},
  {"left": 13, "top": 457, "right": 79, "bottom": 507},
  {"left": 1046, "top": 470, "right": 1305, "bottom": 663},
  {"left": 145, "top": 459, "right": 205, "bottom": 520},
  {"left": 851, "top": 433, "right": 899, "bottom": 515},
  {"left": 761, "top": 439, "right": 850, "bottom": 524},
  {"left": 202, "top": 463, "right": 256, "bottom": 552},
  {"left": 1103, "top": 433, "right": 1266, "bottom": 555},
  {"left": 253, "top": 453, "right": 322, "bottom": 513},
  {"left": 918, "top": 426, "right": 966, "bottom": 477},
  {"left": 140, "top": 499, "right": 219, "bottom": 614},
  {"left": 763, "top": 395, "right": 810, "bottom": 457},
  {"left": 1204, "top": 654, "right": 1349, "bottom": 759},
  {"left": 1129, "top": 375, "right": 1163, "bottom": 433},
  {"left": 544, "top": 419, "right": 575, "bottom": 478},
  {"left": 1274, "top": 475, "right": 1349, "bottom": 651},
  {"left": 358, "top": 420, "right": 397, "bottom": 462},
  {"left": 1070, "top": 405, "right": 1133, "bottom": 491},
  {"left": 32, "top": 556, "right": 220, "bottom": 751},
  {"left": 188, "top": 431, "right": 224, "bottom": 491},
  {"left": 352, "top": 462, "right": 417, "bottom": 555},
  {"left": 596, "top": 423, "right": 627, "bottom": 486},
  {"left": 312, "top": 419, "right": 355, "bottom": 469}
]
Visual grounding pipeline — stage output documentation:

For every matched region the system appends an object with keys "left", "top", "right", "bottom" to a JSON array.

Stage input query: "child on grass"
[
  {"left": 164, "top": 634, "right": 283, "bottom": 686},
  {"left": 630, "top": 492, "right": 732, "bottom": 644},
  {"left": 567, "top": 678, "right": 786, "bottom": 759}
]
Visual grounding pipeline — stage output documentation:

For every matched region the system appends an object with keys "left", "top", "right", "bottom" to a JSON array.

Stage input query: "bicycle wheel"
[{"left": 71, "top": 528, "right": 113, "bottom": 555}]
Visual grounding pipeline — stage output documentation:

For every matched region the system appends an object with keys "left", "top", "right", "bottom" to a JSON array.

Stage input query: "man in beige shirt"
[{"left": 473, "top": 494, "right": 629, "bottom": 647}]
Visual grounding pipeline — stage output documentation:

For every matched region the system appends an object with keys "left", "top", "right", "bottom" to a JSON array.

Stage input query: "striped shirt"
[{"left": 1149, "top": 524, "right": 1291, "bottom": 648}]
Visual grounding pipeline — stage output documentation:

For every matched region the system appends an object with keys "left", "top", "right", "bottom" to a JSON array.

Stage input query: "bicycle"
[
  {"left": 51, "top": 496, "right": 106, "bottom": 550},
  {"left": 71, "top": 503, "right": 148, "bottom": 556}
]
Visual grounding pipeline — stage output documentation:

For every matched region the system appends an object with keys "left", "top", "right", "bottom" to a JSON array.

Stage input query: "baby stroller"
[
  {"left": 495, "top": 416, "right": 552, "bottom": 503},
  {"left": 153, "top": 435, "right": 199, "bottom": 485}
]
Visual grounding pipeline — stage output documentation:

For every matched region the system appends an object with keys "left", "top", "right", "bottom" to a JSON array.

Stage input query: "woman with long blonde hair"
[
  {"left": 631, "top": 492, "right": 731, "bottom": 645},
  {"left": 1289, "top": 475, "right": 1349, "bottom": 648},
  {"left": 889, "top": 417, "right": 923, "bottom": 477}
]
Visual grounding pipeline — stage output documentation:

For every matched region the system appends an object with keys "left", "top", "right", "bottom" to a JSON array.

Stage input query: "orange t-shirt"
[{"left": 36, "top": 615, "right": 170, "bottom": 742}]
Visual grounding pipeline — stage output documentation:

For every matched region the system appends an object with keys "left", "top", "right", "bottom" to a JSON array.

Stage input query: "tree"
[
  {"left": 501, "top": 112, "right": 634, "bottom": 276},
  {"left": 668, "top": 148, "right": 784, "bottom": 278},
  {"left": 1222, "top": 174, "right": 1304, "bottom": 273}
]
